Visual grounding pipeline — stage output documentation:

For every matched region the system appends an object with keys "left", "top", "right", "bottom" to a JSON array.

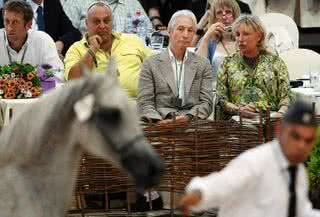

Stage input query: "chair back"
[
  {"left": 280, "top": 48, "right": 320, "bottom": 80},
  {"left": 260, "top": 13, "right": 299, "bottom": 50}
]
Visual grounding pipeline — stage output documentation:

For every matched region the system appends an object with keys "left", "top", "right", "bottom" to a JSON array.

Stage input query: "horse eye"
[{"left": 96, "top": 108, "right": 121, "bottom": 124}]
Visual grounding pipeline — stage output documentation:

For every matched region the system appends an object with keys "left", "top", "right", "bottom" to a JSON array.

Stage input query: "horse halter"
[
  {"left": 94, "top": 114, "right": 146, "bottom": 156},
  {"left": 112, "top": 134, "right": 146, "bottom": 156}
]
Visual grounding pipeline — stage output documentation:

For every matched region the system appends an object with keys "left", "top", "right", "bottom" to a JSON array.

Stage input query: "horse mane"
[{"left": 0, "top": 76, "right": 103, "bottom": 165}]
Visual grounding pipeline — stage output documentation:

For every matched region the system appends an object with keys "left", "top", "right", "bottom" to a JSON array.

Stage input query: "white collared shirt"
[
  {"left": 0, "top": 29, "right": 63, "bottom": 71},
  {"left": 168, "top": 48, "right": 188, "bottom": 106},
  {"left": 27, "top": 0, "right": 44, "bottom": 31},
  {"left": 186, "top": 140, "right": 320, "bottom": 217}
]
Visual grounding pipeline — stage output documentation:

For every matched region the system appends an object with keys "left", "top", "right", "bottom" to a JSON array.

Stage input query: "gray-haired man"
[{"left": 138, "top": 10, "right": 213, "bottom": 125}]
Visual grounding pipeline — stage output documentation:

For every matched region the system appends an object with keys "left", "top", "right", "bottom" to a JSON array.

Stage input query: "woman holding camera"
[
  {"left": 216, "top": 15, "right": 290, "bottom": 120},
  {"left": 196, "top": 0, "right": 241, "bottom": 85}
]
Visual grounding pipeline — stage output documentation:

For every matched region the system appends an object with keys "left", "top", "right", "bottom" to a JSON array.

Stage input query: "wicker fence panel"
[{"left": 74, "top": 119, "right": 265, "bottom": 201}]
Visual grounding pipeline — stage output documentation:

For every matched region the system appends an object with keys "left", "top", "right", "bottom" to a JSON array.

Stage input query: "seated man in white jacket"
[
  {"left": 180, "top": 100, "right": 320, "bottom": 217},
  {"left": 1, "top": 0, "right": 63, "bottom": 75}
]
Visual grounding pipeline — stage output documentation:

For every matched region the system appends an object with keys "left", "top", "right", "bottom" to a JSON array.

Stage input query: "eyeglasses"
[{"left": 215, "top": 9, "right": 233, "bottom": 18}]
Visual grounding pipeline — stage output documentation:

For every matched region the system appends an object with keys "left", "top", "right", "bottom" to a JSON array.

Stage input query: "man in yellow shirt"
[{"left": 64, "top": 1, "right": 152, "bottom": 98}]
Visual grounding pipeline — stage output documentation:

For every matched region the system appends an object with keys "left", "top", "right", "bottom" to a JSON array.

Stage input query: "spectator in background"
[
  {"left": 64, "top": 2, "right": 152, "bottom": 99},
  {"left": 139, "top": 0, "right": 208, "bottom": 30},
  {"left": 0, "top": 0, "right": 63, "bottom": 70},
  {"left": 195, "top": 0, "right": 240, "bottom": 86},
  {"left": 216, "top": 15, "right": 290, "bottom": 120},
  {"left": 0, "top": 0, "right": 81, "bottom": 55},
  {"left": 63, "top": 0, "right": 152, "bottom": 34},
  {"left": 138, "top": 10, "right": 213, "bottom": 124}
]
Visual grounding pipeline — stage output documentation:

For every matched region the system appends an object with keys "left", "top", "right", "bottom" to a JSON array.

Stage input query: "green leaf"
[{"left": 31, "top": 76, "right": 41, "bottom": 86}]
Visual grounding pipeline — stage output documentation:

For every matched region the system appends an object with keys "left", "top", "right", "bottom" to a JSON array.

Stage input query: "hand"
[
  {"left": 87, "top": 35, "right": 102, "bottom": 53},
  {"left": 270, "top": 112, "right": 283, "bottom": 119},
  {"left": 157, "top": 115, "right": 190, "bottom": 125},
  {"left": 152, "top": 17, "right": 166, "bottom": 31},
  {"left": 140, "top": 116, "right": 160, "bottom": 124},
  {"left": 156, "top": 25, "right": 167, "bottom": 31},
  {"left": 141, "top": 116, "right": 152, "bottom": 124},
  {"left": 179, "top": 191, "right": 202, "bottom": 216},
  {"left": 239, "top": 103, "right": 258, "bottom": 119},
  {"left": 204, "top": 22, "right": 225, "bottom": 41},
  {"left": 55, "top": 41, "right": 64, "bottom": 54}
]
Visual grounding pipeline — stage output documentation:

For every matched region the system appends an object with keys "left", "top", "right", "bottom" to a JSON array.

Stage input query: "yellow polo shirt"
[{"left": 64, "top": 32, "right": 152, "bottom": 98}]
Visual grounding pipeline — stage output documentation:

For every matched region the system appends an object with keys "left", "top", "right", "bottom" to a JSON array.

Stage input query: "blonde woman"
[
  {"left": 216, "top": 15, "right": 290, "bottom": 120},
  {"left": 196, "top": 0, "right": 241, "bottom": 85}
]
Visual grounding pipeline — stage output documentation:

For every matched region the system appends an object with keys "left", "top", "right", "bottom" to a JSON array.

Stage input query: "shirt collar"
[
  {"left": 168, "top": 47, "right": 188, "bottom": 63},
  {"left": 105, "top": 0, "right": 125, "bottom": 5},
  {"left": 272, "top": 139, "right": 290, "bottom": 171},
  {"left": 27, "top": 0, "right": 44, "bottom": 14},
  {"left": 4, "top": 29, "right": 31, "bottom": 50}
]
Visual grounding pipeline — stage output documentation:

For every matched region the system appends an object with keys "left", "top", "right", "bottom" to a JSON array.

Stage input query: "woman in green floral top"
[{"left": 216, "top": 15, "right": 290, "bottom": 119}]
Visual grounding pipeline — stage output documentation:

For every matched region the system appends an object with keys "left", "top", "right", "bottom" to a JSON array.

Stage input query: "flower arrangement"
[
  {"left": 0, "top": 63, "right": 58, "bottom": 99},
  {"left": 37, "top": 64, "right": 58, "bottom": 92},
  {"left": 0, "top": 63, "right": 41, "bottom": 99}
]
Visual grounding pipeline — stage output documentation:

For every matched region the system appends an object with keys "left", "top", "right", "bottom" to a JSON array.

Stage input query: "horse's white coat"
[{"left": 0, "top": 62, "right": 162, "bottom": 217}]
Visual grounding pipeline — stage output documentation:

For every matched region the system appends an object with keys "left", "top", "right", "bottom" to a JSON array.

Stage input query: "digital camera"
[{"left": 224, "top": 26, "right": 232, "bottom": 33}]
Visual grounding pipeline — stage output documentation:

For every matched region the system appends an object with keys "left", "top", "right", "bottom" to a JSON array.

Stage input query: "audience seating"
[
  {"left": 259, "top": 12, "right": 299, "bottom": 50},
  {"left": 280, "top": 48, "right": 320, "bottom": 80}
]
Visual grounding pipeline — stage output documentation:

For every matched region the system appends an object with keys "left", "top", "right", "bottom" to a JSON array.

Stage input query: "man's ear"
[{"left": 25, "top": 20, "right": 32, "bottom": 30}]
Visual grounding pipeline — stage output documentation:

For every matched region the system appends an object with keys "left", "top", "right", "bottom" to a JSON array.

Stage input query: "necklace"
[
  {"left": 4, "top": 32, "right": 28, "bottom": 64},
  {"left": 219, "top": 35, "right": 235, "bottom": 56},
  {"left": 243, "top": 55, "right": 259, "bottom": 68}
]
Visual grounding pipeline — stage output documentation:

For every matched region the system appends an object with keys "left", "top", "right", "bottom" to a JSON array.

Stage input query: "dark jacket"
[{"left": 139, "top": 0, "right": 206, "bottom": 25}]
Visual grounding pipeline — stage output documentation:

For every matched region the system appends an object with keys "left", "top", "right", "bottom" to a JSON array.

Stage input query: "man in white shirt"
[
  {"left": 0, "top": 0, "right": 63, "bottom": 71},
  {"left": 180, "top": 100, "right": 320, "bottom": 217}
]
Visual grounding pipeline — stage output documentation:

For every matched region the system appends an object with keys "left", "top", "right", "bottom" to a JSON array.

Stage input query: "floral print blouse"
[{"left": 216, "top": 51, "right": 291, "bottom": 114}]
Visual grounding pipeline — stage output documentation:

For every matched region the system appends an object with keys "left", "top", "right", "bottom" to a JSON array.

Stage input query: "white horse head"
[
  {"left": 73, "top": 61, "right": 164, "bottom": 190},
  {"left": 0, "top": 60, "right": 163, "bottom": 217}
]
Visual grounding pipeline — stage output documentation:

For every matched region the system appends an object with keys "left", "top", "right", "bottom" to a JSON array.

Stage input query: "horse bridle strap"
[{"left": 115, "top": 134, "right": 146, "bottom": 155}]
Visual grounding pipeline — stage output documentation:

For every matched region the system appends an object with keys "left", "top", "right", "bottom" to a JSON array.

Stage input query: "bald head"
[
  {"left": 85, "top": 2, "right": 113, "bottom": 42},
  {"left": 87, "top": 2, "right": 112, "bottom": 18}
]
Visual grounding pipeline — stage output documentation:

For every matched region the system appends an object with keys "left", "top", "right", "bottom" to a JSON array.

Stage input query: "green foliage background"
[{"left": 307, "top": 128, "right": 320, "bottom": 188}]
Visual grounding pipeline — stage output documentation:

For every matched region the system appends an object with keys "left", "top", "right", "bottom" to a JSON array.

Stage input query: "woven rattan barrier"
[{"left": 73, "top": 117, "right": 271, "bottom": 212}]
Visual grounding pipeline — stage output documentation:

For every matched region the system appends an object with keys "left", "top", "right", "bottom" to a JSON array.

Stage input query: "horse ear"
[
  {"left": 74, "top": 94, "right": 95, "bottom": 122},
  {"left": 106, "top": 57, "right": 119, "bottom": 80}
]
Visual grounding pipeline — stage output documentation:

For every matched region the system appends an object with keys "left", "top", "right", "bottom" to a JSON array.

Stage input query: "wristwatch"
[
  {"left": 196, "top": 28, "right": 205, "bottom": 36},
  {"left": 186, "top": 114, "right": 194, "bottom": 121}
]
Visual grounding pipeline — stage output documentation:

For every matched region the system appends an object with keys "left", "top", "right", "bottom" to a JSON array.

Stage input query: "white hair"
[{"left": 167, "top": 10, "right": 197, "bottom": 32}]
